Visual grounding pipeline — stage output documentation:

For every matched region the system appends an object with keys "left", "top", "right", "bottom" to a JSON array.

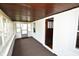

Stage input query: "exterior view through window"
[{"left": 16, "top": 22, "right": 31, "bottom": 38}]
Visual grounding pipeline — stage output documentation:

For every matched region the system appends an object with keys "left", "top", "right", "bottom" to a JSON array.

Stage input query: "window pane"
[
  {"left": 16, "top": 28, "right": 21, "bottom": 32},
  {"left": 28, "top": 23, "right": 31, "bottom": 31},
  {"left": 3, "top": 18, "right": 7, "bottom": 42},
  {"left": 48, "top": 21, "right": 53, "bottom": 29},
  {"left": 22, "top": 30, "right": 27, "bottom": 34},
  {"left": 0, "top": 32, "right": 2, "bottom": 46},
  {"left": 21, "top": 24, "right": 27, "bottom": 30},
  {"left": 16, "top": 23, "right": 20, "bottom": 28}
]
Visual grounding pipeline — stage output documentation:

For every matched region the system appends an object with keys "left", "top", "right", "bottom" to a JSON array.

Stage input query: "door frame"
[{"left": 45, "top": 18, "right": 54, "bottom": 49}]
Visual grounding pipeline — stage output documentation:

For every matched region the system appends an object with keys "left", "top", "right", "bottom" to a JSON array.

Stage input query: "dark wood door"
[
  {"left": 45, "top": 18, "right": 53, "bottom": 49},
  {"left": 76, "top": 32, "right": 79, "bottom": 48}
]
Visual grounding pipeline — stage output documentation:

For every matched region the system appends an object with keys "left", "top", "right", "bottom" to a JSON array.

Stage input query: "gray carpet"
[{"left": 12, "top": 37, "right": 56, "bottom": 56}]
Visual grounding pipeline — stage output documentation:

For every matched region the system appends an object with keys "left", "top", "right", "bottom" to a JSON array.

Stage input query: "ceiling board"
[{"left": 0, "top": 3, "right": 79, "bottom": 22}]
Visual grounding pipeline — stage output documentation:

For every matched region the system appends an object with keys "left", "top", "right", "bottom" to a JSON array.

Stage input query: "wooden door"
[{"left": 45, "top": 18, "right": 53, "bottom": 49}]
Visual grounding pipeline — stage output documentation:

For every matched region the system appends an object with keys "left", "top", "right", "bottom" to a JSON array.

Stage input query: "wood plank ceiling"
[{"left": 0, "top": 3, "right": 79, "bottom": 22}]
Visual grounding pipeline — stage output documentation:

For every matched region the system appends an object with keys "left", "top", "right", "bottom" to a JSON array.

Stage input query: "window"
[
  {"left": 0, "top": 10, "right": 14, "bottom": 51},
  {"left": 21, "top": 24, "right": 27, "bottom": 30},
  {"left": 16, "top": 23, "right": 21, "bottom": 33},
  {"left": 16, "top": 22, "right": 32, "bottom": 38},
  {"left": 22, "top": 30, "right": 27, "bottom": 34},
  {"left": 16, "top": 28, "right": 21, "bottom": 32},
  {"left": 21, "top": 24, "right": 27, "bottom": 34},
  {"left": 28, "top": 23, "right": 31, "bottom": 31},
  {"left": 16, "top": 23, "right": 28, "bottom": 35},
  {"left": 0, "top": 17, "right": 3, "bottom": 47},
  {"left": 3, "top": 17, "right": 7, "bottom": 42},
  {"left": 16, "top": 23, "right": 20, "bottom": 28},
  {"left": 48, "top": 21, "right": 53, "bottom": 29},
  {"left": 0, "top": 31, "right": 2, "bottom": 46}
]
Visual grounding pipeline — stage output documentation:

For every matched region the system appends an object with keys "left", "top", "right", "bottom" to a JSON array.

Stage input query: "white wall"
[
  {"left": 31, "top": 19, "right": 45, "bottom": 44},
  {"left": 31, "top": 7, "right": 79, "bottom": 56},
  {"left": 52, "top": 7, "right": 79, "bottom": 56}
]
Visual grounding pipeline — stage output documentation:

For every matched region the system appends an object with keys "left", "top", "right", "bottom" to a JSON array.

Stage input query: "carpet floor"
[{"left": 12, "top": 37, "right": 56, "bottom": 56}]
